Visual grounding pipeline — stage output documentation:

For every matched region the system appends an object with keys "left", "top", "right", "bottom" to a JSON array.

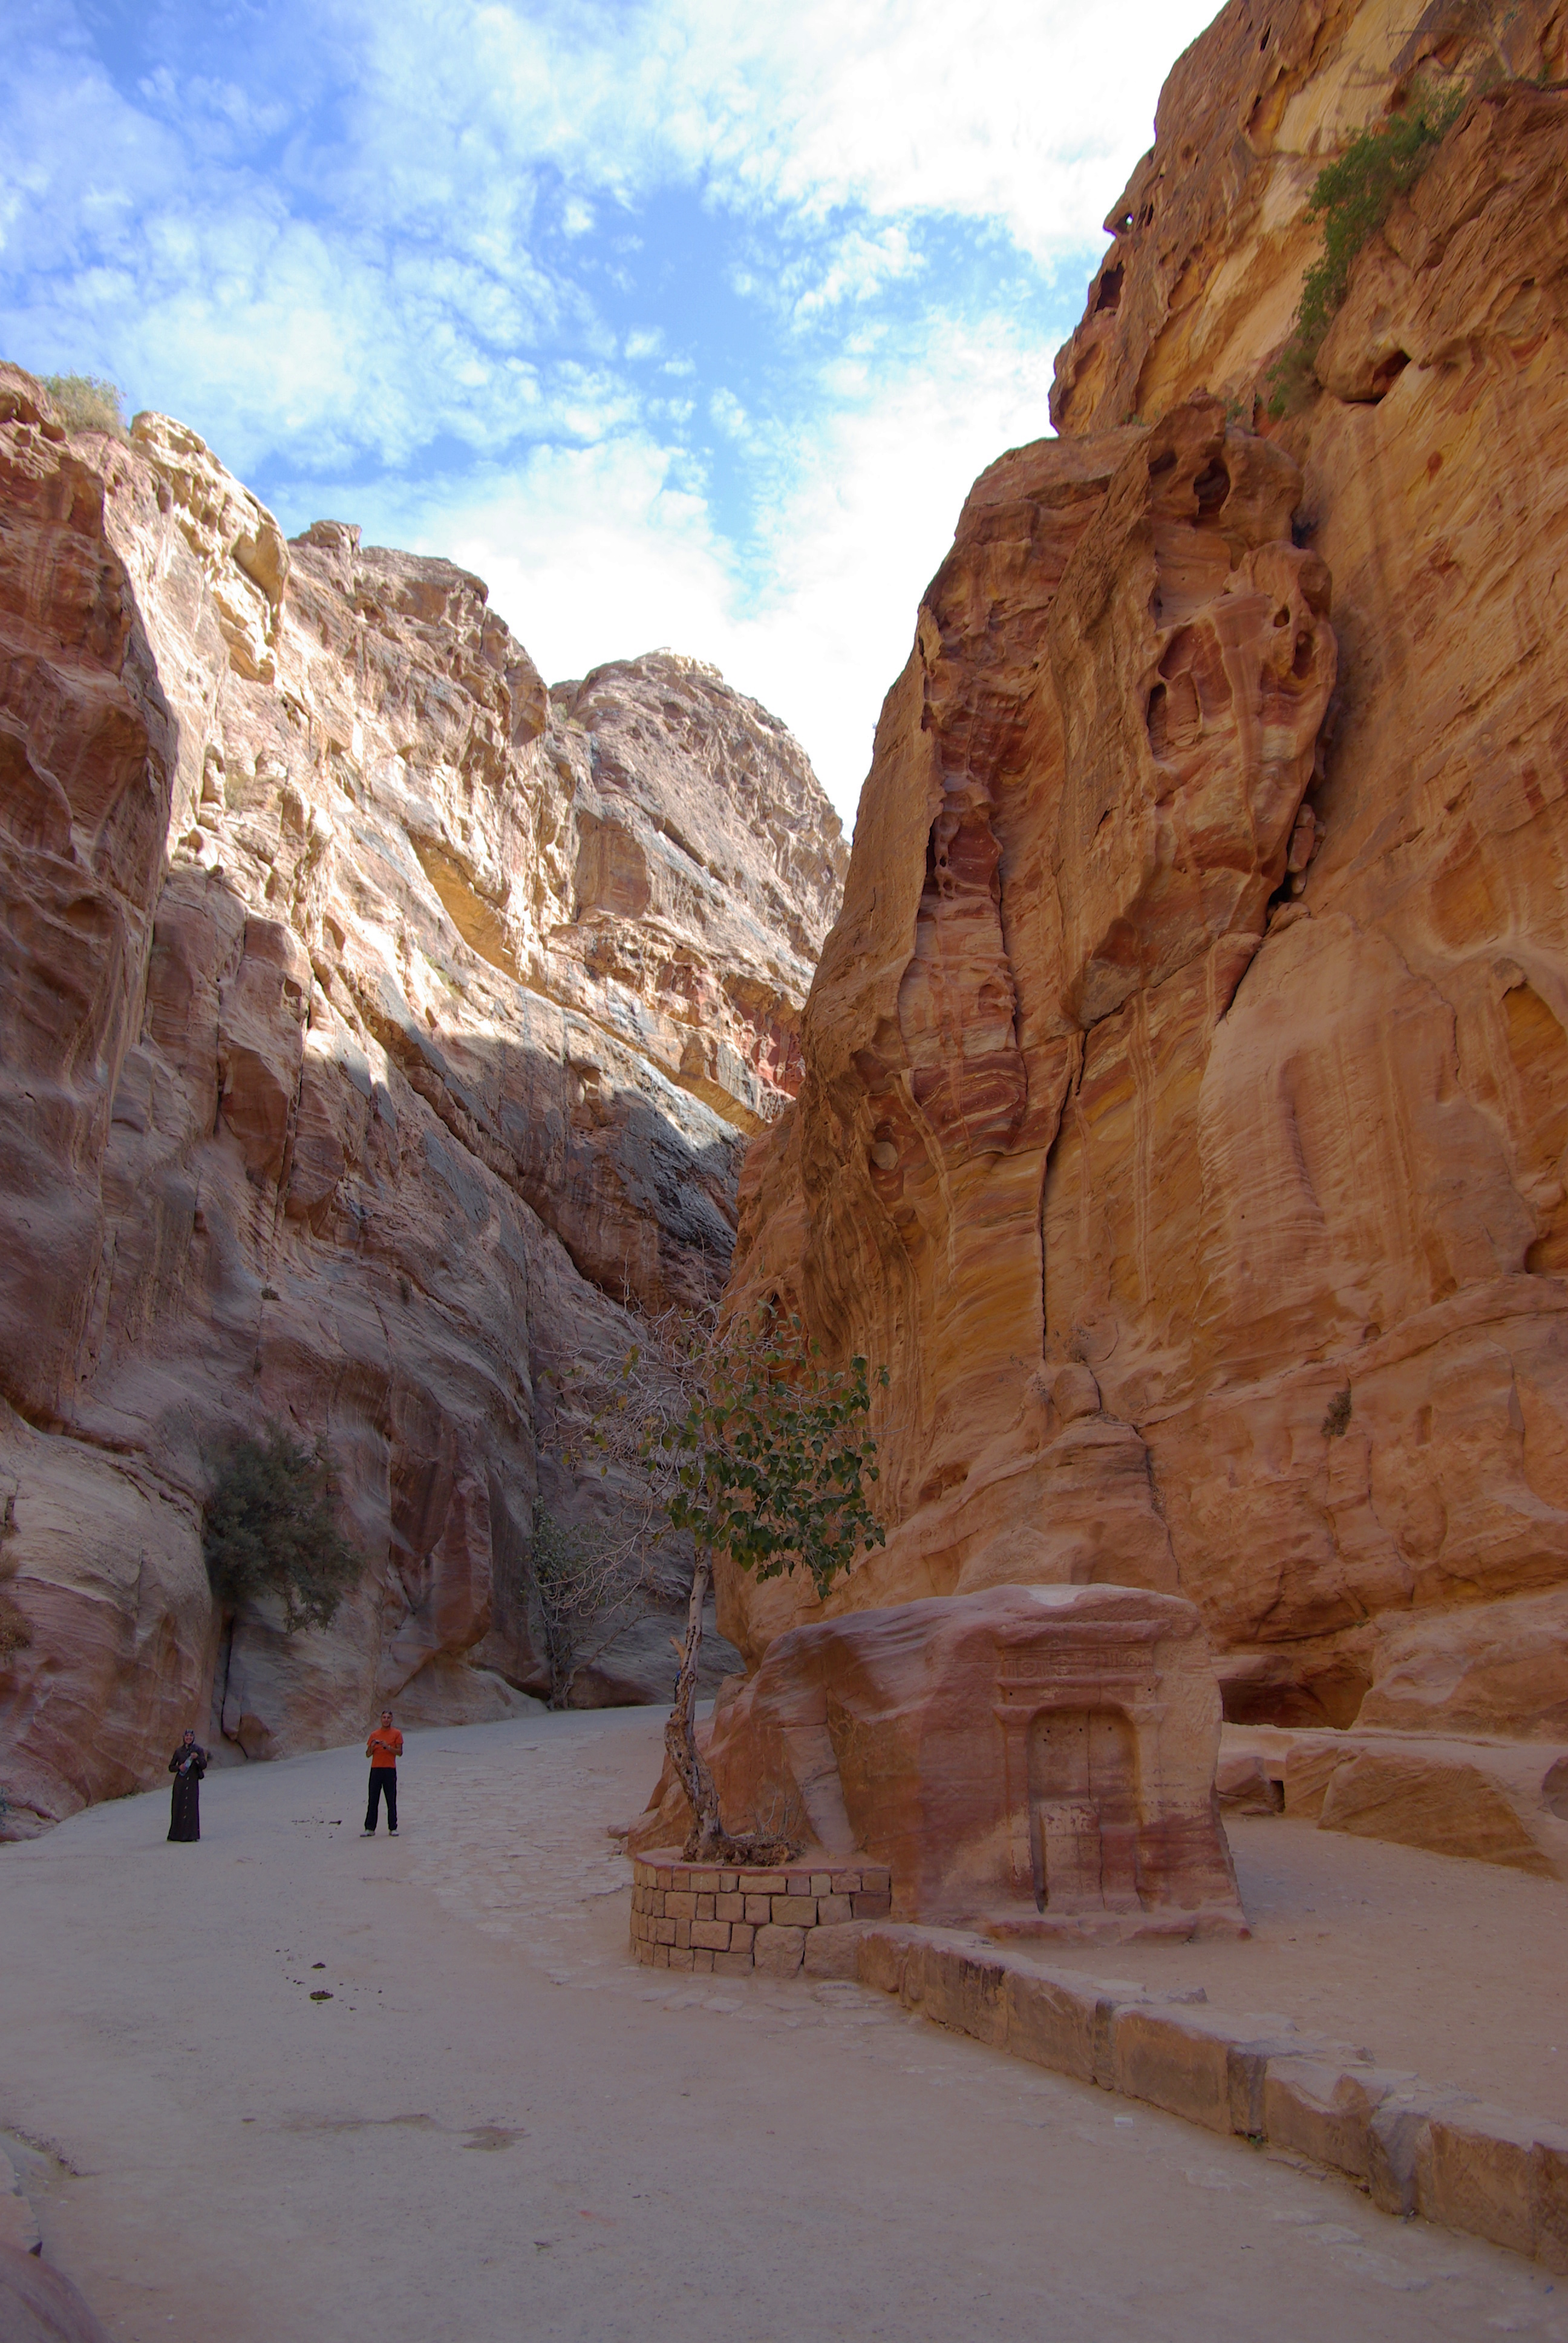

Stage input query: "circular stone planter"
[{"left": 630, "top": 1852, "right": 892, "bottom": 1976}]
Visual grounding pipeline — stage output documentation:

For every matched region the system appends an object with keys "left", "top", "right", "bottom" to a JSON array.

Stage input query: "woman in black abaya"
[{"left": 167, "top": 1729, "right": 207, "bottom": 1841}]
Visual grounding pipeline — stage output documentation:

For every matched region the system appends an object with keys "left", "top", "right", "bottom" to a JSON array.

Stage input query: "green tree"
[
  {"left": 203, "top": 1424, "right": 363, "bottom": 1633},
  {"left": 589, "top": 1303, "right": 886, "bottom": 1861},
  {"left": 0, "top": 1489, "right": 30, "bottom": 1659},
  {"left": 530, "top": 1500, "right": 656, "bottom": 1710},
  {"left": 0, "top": 1585, "right": 29, "bottom": 1659}
]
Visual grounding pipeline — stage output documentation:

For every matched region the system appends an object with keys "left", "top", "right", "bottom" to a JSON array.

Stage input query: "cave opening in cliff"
[
  {"left": 1221, "top": 1661, "right": 1371, "bottom": 1732},
  {"left": 1368, "top": 350, "right": 1411, "bottom": 399},
  {"left": 1193, "top": 457, "right": 1231, "bottom": 519}
]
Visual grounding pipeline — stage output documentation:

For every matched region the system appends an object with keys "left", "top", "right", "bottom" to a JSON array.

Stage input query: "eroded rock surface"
[
  {"left": 0, "top": 365, "right": 843, "bottom": 1830},
  {"left": 633, "top": 1583, "right": 1245, "bottom": 1939},
  {"left": 721, "top": 0, "right": 1568, "bottom": 1758}
]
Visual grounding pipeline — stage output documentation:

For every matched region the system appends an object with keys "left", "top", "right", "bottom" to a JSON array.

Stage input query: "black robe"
[{"left": 168, "top": 1744, "right": 207, "bottom": 1841}]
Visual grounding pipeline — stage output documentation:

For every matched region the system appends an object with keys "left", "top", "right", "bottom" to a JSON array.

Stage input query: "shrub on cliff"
[
  {"left": 41, "top": 373, "right": 128, "bottom": 439},
  {"left": 584, "top": 1303, "right": 886, "bottom": 1861},
  {"left": 1267, "top": 79, "right": 1466, "bottom": 415},
  {"left": 0, "top": 1492, "right": 30, "bottom": 1659},
  {"left": 203, "top": 1424, "right": 364, "bottom": 1632}
]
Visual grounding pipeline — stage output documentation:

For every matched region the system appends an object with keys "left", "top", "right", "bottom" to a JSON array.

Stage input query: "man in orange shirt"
[{"left": 363, "top": 1709, "right": 403, "bottom": 1837}]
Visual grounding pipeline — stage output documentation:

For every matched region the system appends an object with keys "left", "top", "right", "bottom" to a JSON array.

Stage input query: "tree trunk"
[
  {"left": 546, "top": 1617, "right": 572, "bottom": 1711},
  {"left": 664, "top": 1546, "right": 724, "bottom": 1854},
  {"left": 218, "top": 1614, "right": 237, "bottom": 1745}
]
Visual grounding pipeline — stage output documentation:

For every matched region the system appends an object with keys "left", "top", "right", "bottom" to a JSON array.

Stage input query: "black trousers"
[{"left": 365, "top": 1766, "right": 398, "bottom": 1832}]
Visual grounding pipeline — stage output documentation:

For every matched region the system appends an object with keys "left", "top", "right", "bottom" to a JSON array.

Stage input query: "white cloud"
[
  {"left": 4, "top": 0, "right": 1220, "bottom": 475},
  {"left": 2, "top": 0, "right": 1226, "bottom": 829},
  {"left": 317, "top": 0, "right": 1221, "bottom": 255},
  {"left": 343, "top": 305, "right": 1061, "bottom": 828},
  {"left": 708, "top": 388, "right": 749, "bottom": 441},
  {"left": 785, "top": 223, "right": 921, "bottom": 323}
]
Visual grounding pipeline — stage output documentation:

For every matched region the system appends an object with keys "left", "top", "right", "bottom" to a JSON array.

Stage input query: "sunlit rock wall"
[{"left": 722, "top": 0, "right": 1568, "bottom": 1746}]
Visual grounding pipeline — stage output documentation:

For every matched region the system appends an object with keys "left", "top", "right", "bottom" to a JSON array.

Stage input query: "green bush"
[
  {"left": 531, "top": 1501, "right": 628, "bottom": 1709},
  {"left": 1321, "top": 1387, "right": 1353, "bottom": 1439},
  {"left": 41, "top": 373, "right": 128, "bottom": 439},
  {"left": 203, "top": 1424, "right": 364, "bottom": 1632},
  {"left": 0, "top": 1491, "right": 29, "bottom": 1658},
  {"left": 1266, "top": 81, "right": 1466, "bottom": 416}
]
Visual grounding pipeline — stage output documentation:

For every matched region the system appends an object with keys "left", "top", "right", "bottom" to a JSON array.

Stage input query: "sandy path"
[
  {"left": 1, "top": 1711, "right": 1564, "bottom": 2343},
  {"left": 1039, "top": 1812, "right": 1568, "bottom": 2126}
]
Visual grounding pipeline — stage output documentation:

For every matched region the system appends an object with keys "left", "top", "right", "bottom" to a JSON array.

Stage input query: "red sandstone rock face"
[
  {"left": 727, "top": 399, "right": 1336, "bottom": 1642},
  {"left": 0, "top": 367, "right": 843, "bottom": 1831},
  {"left": 722, "top": 1, "right": 1568, "bottom": 1748}
]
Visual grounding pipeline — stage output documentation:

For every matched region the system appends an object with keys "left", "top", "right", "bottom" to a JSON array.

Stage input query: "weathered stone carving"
[{"left": 635, "top": 1584, "right": 1246, "bottom": 1941}]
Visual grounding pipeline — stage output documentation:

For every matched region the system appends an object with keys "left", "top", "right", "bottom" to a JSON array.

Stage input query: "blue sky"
[{"left": 3, "top": 0, "right": 1219, "bottom": 821}]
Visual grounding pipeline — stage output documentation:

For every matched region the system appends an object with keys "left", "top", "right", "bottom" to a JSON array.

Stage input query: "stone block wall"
[
  {"left": 630, "top": 1852, "right": 891, "bottom": 1976},
  {"left": 858, "top": 1922, "right": 1568, "bottom": 2273}
]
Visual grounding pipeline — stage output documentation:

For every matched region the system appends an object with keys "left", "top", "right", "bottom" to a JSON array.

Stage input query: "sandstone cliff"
[
  {"left": 0, "top": 367, "right": 844, "bottom": 1832},
  {"left": 722, "top": 0, "right": 1568, "bottom": 1749}
]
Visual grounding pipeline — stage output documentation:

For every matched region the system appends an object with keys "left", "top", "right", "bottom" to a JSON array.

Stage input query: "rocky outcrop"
[
  {"left": 0, "top": 364, "right": 844, "bottom": 1832},
  {"left": 1223, "top": 1718, "right": 1568, "bottom": 1877},
  {"left": 720, "top": 0, "right": 1568, "bottom": 1765},
  {"left": 0, "top": 2243, "right": 112, "bottom": 2343},
  {"left": 632, "top": 1583, "right": 1246, "bottom": 1940}
]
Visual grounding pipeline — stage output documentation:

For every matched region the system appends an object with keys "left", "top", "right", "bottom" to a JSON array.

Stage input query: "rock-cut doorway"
[{"left": 1027, "top": 1706, "right": 1141, "bottom": 1913}]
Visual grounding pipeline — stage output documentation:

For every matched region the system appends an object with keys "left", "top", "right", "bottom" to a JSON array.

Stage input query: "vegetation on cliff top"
[
  {"left": 203, "top": 1424, "right": 364, "bottom": 1632},
  {"left": 41, "top": 373, "right": 128, "bottom": 439},
  {"left": 1267, "top": 80, "right": 1467, "bottom": 415}
]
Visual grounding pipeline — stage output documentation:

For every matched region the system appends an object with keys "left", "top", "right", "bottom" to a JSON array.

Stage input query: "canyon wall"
[
  {"left": 722, "top": 0, "right": 1568, "bottom": 1746},
  {"left": 0, "top": 366, "right": 844, "bottom": 1832}
]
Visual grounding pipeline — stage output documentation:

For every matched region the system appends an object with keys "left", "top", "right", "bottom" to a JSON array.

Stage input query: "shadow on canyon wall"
[{"left": 0, "top": 361, "right": 776, "bottom": 1829}]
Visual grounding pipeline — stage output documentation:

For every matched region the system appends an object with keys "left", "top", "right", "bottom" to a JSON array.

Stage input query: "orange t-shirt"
[{"left": 367, "top": 1726, "right": 403, "bottom": 1767}]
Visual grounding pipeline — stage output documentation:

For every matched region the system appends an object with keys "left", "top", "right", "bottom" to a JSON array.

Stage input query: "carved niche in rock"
[{"left": 633, "top": 1582, "right": 1246, "bottom": 1942}]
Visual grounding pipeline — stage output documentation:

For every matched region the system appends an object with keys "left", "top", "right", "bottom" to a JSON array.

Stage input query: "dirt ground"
[
  {"left": 2, "top": 1708, "right": 1565, "bottom": 2343},
  {"left": 1040, "top": 1810, "right": 1568, "bottom": 2126}
]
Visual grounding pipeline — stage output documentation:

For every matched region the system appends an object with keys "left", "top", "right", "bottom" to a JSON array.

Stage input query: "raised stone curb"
[
  {"left": 0, "top": 2144, "right": 40, "bottom": 2256},
  {"left": 851, "top": 1922, "right": 1568, "bottom": 2273},
  {"left": 630, "top": 1852, "right": 891, "bottom": 1975}
]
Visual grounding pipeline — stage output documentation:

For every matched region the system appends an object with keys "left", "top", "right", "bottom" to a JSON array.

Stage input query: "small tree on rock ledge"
[{"left": 586, "top": 1304, "right": 887, "bottom": 1863}]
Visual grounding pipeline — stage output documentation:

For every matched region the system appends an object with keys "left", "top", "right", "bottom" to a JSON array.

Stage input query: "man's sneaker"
[
  {"left": 388, "top": 1828, "right": 398, "bottom": 1837},
  {"left": 362, "top": 1829, "right": 374, "bottom": 1837}
]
